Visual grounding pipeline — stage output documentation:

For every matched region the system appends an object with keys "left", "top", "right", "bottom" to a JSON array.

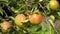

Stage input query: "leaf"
[
  {"left": 41, "top": 22, "right": 50, "bottom": 34},
  {"left": 57, "top": 12, "right": 60, "bottom": 16},
  {"left": 0, "top": 16, "right": 2, "bottom": 20},
  {"left": 0, "top": 7, "right": 3, "bottom": 15},
  {"left": 0, "top": 0, "right": 9, "bottom": 2}
]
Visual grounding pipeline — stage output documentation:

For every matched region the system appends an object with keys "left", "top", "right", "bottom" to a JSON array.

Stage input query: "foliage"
[{"left": 0, "top": 0, "right": 60, "bottom": 34}]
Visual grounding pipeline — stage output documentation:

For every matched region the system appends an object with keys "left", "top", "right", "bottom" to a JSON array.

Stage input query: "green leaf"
[
  {"left": 0, "top": 7, "right": 3, "bottom": 15},
  {"left": 0, "top": 0, "right": 9, "bottom": 2},
  {"left": 57, "top": 12, "right": 60, "bottom": 16}
]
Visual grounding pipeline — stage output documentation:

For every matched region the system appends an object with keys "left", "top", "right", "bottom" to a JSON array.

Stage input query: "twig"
[
  {"left": 38, "top": 2, "right": 46, "bottom": 12},
  {"left": 38, "top": 2, "right": 47, "bottom": 23},
  {"left": 3, "top": 10, "right": 8, "bottom": 17},
  {"left": 38, "top": 2, "right": 47, "bottom": 20},
  {"left": 25, "top": 0, "right": 29, "bottom": 12}
]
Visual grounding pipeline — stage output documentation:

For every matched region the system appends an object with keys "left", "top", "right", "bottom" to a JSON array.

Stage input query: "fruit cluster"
[{"left": 15, "top": 13, "right": 43, "bottom": 26}]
